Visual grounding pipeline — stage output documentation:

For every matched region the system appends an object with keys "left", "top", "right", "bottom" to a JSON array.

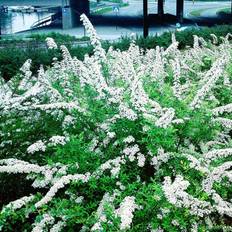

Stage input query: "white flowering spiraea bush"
[{"left": 0, "top": 14, "right": 232, "bottom": 231}]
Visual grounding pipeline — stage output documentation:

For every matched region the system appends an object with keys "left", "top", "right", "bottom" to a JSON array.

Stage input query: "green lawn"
[
  {"left": 217, "top": 7, "right": 231, "bottom": 14},
  {"left": 189, "top": 7, "right": 231, "bottom": 17},
  {"left": 189, "top": 8, "right": 210, "bottom": 17}
]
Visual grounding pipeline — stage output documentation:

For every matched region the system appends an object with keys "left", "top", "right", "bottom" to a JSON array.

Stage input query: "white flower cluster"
[
  {"left": 46, "top": 37, "right": 58, "bottom": 49},
  {"left": 102, "top": 131, "right": 116, "bottom": 147},
  {"left": 27, "top": 140, "right": 46, "bottom": 154},
  {"left": 212, "top": 193, "right": 232, "bottom": 217},
  {"left": 60, "top": 45, "right": 72, "bottom": 65},
  {"left": 123, "top": 144, "right": 140, "bottom": 162},
  {"left": 118, "top": 103, "right": 138, "bottom": 121},
  {"left": 123, "top": 135, "right": 135, "bottom": 144},
  {"left": 186, "top": 154, "right": 209, "bottom": 173},
  {"left": 204, "top": 148, "right": 232, "bottom": 162},
  {"left": 27, "top": 136, "right": 69, "bottom": 154},
  {"left": 32, "top": 213, "right": 55, "bottom": 232},
  {"left": 149, "top": 46, "right": 166, "bottom": 84},
  {"left": 91, "top": 191, "right": 120, "bottom": 231},
  {"left": 202, "top": 161, "right": 232, "bottom": 195},
  {"left": 0, "top": 159, "right": 45, "bottom": 174},
  {"left": 97, "top": 157, "right": 125, "bottom": 178},
  {"left": 80, "top": 14, "right": 105, "bottom": 61},
  {"left": 18, "top": 59, "right": 33, "bottom": 91},
  {"left": 163, "top": 175, "right": 212, "bottom": 217},
  {"left": 137, "top": 153, "right": 146, "bottom": 167},
  {"left": 49, "top": 136, "right": 67, "bottom": 146},
  {"left": 62, "top": 115, "right": 76, "bottom": 128},
  {"left": 190, "top": 55, "right": 230, "bottom": 109},
  {"left": 150, "top": 148, "right": 171, "bottom": 170},
  {"left": 171, "top": 58, "right": 182, "bottom": 100},
  {"left": 210, "top": 34, "right": 218, "bottom": 44},
  {"left": 155, "top": 108, "right": 175, "bottom": 128},
  {"left": 213, "top": 117, "right": 232, "bottom": 129},
  {"left": 33, "top": 102, "right": 84, "bottom": 112},
  {"left": 212, "top": 103, "right": 232, "bottom": 115},
  {"left": 193, "top": 35, "right": 201, "bottom": 49},
  {"left": 50, "top": 221, "right": 66, "bottom": 232},
  {"left": 122, "top": 143, "right": 146, "bottom": 167},
  {"left": 0, "top": 159, "right": 57, "bottom": 190},
  {"left": 35, "top": 173, "right": 90, "bottom": 208},
  {"left": 115, "top": 196, "right": 138, "bottom": 230},
  {"left": 1, "top": 195, "right": 35, "bottom": 214},
  {"left": 89, "top": 137, "right": 99, "bottom": 152}
]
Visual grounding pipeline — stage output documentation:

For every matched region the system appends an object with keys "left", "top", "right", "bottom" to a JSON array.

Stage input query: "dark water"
[{"left": 0, "top": 11, "right": 52, "bottom": 34}]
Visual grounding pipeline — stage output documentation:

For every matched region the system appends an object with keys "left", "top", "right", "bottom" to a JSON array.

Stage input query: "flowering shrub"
[{"left": 0, "top": 15, "right": 232, "bottom": 231}]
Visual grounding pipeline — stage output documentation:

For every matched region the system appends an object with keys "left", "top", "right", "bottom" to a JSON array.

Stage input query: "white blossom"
[
  {"left": 123, "top": 136, "right": 135, "bottom": 144},
  {"left": 155, "top": 108, "right": 175, "bottom": 128},
  {"left": 32, "top": 213, "right": 55, "bottom": 232},
  {"left": 49, "top": 136, "right": 67, "bottom": 146},
  {"left": 115, "top": 196, "right": 137, "bottom": 230},
  {"left": 1, "top": 195, "right": 35, "bottom": 213},
  {"left": 46, "top": 37, "right": 58, "bottom": 49},
  {"left": 204, "top": 148, "right": 232, "bottom": 162},
  {"left": 80, "top": 14, "right": 105, "bottom": 61},
  {"left": 123, "top": 144, "right": 140, "bottom": 162},
  {"left": 163, "top": 175, "right": 212, "bottom": 217},
  {"left": 27, "top": 140, "right": 46, "bottom": 154},
  {"left": 62, "top": 115, "right": 76, "bottom": 128},
  {"left": 212, "top": 103, "right": 232, "bottom": 115},
  {"left": 190, "top": 56, "right": 230, "bottom": 109},
  {"left": 213, "top": 117, "right": 232, "bottom": 129},
  {"left": 50, "top": 221, "right": 66, "bottom": 232},
  {"left": 150, "top": 148, "right": 171, "bottom": 170},
  {"left": 35, "top": 173, "right": 90, "bottom": 208},
  {"left": 137, "top": 153, "right": 146, "bottom": 167}
]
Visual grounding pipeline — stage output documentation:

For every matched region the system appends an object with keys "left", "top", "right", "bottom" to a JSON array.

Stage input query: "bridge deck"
[{"left": 0, "top": 0, "right": 62, "bottom": 6}]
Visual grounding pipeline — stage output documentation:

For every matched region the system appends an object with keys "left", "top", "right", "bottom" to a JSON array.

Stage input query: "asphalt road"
[{"left": 105, "top": 0, "right": 231, "bottom": 18}]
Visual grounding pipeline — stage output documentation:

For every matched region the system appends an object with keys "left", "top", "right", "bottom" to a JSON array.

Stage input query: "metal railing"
[{"left": 30, "top": 15, "right": 53, "bottom": 29}]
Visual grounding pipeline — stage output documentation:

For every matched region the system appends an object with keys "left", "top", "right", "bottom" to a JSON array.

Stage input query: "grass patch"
[
  {"left": 93, "top": 6, "right": 113, "bottom": 15},
  {"left": 189, "top": 8, "right": 211, "bottom": 17},
  {"left": 217, "top": 7, "right": 231, "bottom": 14}
]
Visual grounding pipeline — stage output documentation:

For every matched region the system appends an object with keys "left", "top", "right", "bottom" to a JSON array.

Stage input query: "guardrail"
[{"left": 31, "top": 15, "right": 52, "bottom": 29}]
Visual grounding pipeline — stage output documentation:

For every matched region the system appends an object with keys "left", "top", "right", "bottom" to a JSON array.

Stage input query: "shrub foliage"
[{"left": 0, "top": 15, "right": 232, "bottom": 231}]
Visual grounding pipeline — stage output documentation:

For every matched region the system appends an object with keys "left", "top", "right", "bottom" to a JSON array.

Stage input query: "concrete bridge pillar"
[
  {"left": 62, "top": 6, "right": 74, "bottom": 29},
  {"left": 176, "top": 0, "right": 184, "bottom": 23},
  {"left": 158, "top": 0, "right": 164, "bottom": 17},
  {"left": 62, "top": 0, "right": 90, "bottom": 29}
]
